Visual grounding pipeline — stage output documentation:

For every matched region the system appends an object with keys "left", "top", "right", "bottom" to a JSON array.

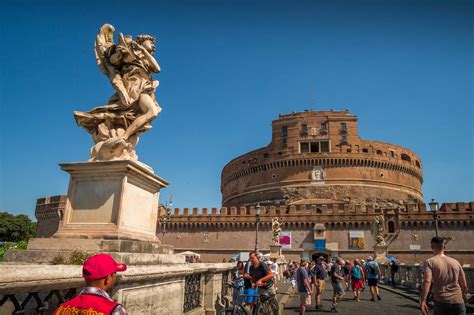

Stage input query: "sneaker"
[
  {"left": 377, "top": 295, "right": 381, "bottom": 301},
  {"left": 331, "top": 303, "right": 338, "bottom": 312},
  {"left": 370, "top": 297, "right": 375, "bottom": 302}
]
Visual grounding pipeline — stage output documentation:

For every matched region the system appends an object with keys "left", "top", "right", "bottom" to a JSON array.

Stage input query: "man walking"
[
  {"left": 311, "top": 257, "right": 326, "bottom": 309},
  {"left": 330, "top": 257, "right": 345, "bottom": 312},
  {"left": 296, "top": 260, "right": 312, "bottom": 315},
  {"left": 364, "top": 256, "right": 381, "bottom": 301},
  {"left": 389, "top": 259, "right": 399, "bottom": 285},
  {"left": 421, "top": 237, "right": 468, "bottom": 315}
]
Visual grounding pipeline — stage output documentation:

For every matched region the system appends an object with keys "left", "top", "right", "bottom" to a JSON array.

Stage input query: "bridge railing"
[
  {"left": 0, "top": 263, "right": 234, "bottom": 315},
  {"left": 380, "top": 263, "right": 474, "bottom": 292}
]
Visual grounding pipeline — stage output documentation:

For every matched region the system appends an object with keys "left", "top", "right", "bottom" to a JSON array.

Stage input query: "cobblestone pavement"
[{"left": 279, "top": 282, "right": 420, "bottom": 315}]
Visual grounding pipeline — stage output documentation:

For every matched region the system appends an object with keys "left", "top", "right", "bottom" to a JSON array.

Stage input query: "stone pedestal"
[
  {"left": 269, "top": 244, "right": 282, "bottom": 260},
  {"left": 54, "top": 160, "right": 169, "bottom": 242},
  {"left": 374, "top": 245, "right": 390, "bottom": 264},
  {"left": 4, "top": 160, "right": 181, "bottom": 265}
]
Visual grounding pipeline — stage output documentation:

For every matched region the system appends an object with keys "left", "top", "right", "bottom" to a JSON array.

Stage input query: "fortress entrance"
[{"left": 311, "top": 252, "right": 329, "bottom": 262}]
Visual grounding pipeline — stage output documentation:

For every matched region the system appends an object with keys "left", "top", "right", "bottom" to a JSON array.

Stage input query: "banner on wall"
[
  {"left": 314, "top": 239, "right": 326, "bottom": 251},
  {"left": 279, "top": 232, "right": 292, "bottom": 249},
  {"left": 348, "top": 230, "right": 365, "bottom": 250}
]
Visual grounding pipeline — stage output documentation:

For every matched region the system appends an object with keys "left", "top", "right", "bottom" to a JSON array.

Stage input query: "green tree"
[{"left": 0, "top": 212, "right": 36, "bottom": 242}]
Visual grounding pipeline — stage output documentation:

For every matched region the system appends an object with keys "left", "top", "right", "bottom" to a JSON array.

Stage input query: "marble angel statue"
[
  {"left": 372, "top": 214, "right": 386, "bottom": 246},
  {"left": 74, "top": 23, "right": 161, "bottom": 161},
  {"left": 272, "top": 217, "right": 282, "bottom": 245}
]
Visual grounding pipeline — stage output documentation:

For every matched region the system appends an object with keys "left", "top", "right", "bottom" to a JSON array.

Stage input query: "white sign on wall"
[{"left": 410, "top": 244, "right": 421, "bottom": 251}]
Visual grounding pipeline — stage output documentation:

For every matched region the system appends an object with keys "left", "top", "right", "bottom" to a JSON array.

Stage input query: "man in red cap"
[{"left": 54, "top": 253, "right": 127, "bottom": 315}]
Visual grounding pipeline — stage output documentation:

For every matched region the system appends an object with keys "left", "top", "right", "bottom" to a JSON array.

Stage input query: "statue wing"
[{"left": 94, "top": 23, "right": 116, "bottom": 75}]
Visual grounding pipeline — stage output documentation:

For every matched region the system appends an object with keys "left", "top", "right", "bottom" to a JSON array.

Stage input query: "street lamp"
[
  {"left": 429, "top": 198, "right": 440, "bottom": 237},
  {"left": 255, "top": 203, "right": 261, "bottom": 253}
]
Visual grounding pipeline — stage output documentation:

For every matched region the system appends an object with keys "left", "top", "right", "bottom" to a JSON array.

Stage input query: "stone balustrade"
[
  {"left": 380, "top": 263, "right": 474, "bottom": 293},
  {"left": 0, "top": 262, "right": 233, "bottom": 315}
]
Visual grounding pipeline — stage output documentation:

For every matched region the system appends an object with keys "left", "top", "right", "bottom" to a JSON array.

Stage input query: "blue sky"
[{"left": 1, "top": 0, "right": 473, "bottom": 219}]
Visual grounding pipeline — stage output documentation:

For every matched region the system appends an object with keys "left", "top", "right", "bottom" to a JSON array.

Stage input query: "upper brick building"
[{"left": 221, "top": 110, "right": 423, "bottom": 208}]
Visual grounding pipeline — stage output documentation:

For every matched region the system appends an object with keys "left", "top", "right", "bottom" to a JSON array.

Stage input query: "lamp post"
[
  {"left": 429, "top": 198, "right": 440, "bottom": 237},
  {"left": 160, "top": 197, "right": 172, "bottom": 236},
  {"left": 255, "top": 203, "right": 261, "bottom": 253}
]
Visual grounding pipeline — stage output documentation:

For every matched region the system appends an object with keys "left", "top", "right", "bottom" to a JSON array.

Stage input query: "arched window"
[
  {"left": 401, "top": 153, "right": 411, "bottom": 163},
  {"left": 316, "top": 208, "right": 322, "bottom": 214},
  {"left": 415, "top": 160, "right": 421, "bottom": 168},
  {"left": 387, "top": 221, "right": 395, "bottom": 233}
]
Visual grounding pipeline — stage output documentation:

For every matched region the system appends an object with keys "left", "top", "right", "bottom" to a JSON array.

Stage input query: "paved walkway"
[{"left": 279, "top": 282, "right": 421, "bottom": 314}]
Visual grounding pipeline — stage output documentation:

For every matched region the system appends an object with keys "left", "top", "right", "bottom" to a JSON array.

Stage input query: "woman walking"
[
  {"left": 350, "top": 259, "right": 366, "bottom": 302},
  {"left": 232, "top": 261, "right": 245, "bottom": 304}
]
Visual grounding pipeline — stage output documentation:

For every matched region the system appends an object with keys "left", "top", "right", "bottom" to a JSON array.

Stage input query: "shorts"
[
  {"left": 367, "top": 278, "right": 378, "bottom": 287},
  {"left": 433, "top": 301, "right": 466, "bottom": 315},
  {"left": 299, "top": 292, "right": 311, "bottom": 306},
  {"left": 315, "top": 279, "right": 325, "bottom": 294},
  {"left": 331, "top": 282, "right": 345, "bottom": 295}
]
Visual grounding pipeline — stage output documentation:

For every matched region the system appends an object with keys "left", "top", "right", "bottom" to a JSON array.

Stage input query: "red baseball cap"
[{"left": 82, "top": 253, "right": 127, "bottom": 280}]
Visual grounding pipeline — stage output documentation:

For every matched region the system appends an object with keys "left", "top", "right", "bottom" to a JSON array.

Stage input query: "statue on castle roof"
[
  {"left": 74, "top": 23, "right": 162, "bottom": 162},
  {"left": 272, "top": 217, "right": 282, "bottom": 245}
]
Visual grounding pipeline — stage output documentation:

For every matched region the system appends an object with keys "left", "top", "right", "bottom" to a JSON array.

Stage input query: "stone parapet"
[
  {"left": 0, "top": 262, "right": 233, "bottom": 315},
  {"left": 380, "top": 263, "right": 474, "bottom": 294}
]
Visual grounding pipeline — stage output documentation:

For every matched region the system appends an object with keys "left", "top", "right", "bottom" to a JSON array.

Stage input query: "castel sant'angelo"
[
  {"left": 36, "top": 110, "right": 473, "bottom": 263},
  {"left": 221, "top": 109, "right": 423, "bottom": 209}
]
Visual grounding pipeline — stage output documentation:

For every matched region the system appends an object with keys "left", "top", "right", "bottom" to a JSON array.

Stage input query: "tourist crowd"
[{"left": 282, "top": 255, "right": 386, "bottom": 313}]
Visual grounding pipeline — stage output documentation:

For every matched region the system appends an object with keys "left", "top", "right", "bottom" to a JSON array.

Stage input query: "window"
[
  {"left": 263, "top": 153, "right": 270, "bottom": 158},
  {"left": 301, "top": 124, "right": 308, "bottom": 135},
  {"left": 388, "top": 221, "right": 395, "bottom": 234},
  {"left": 320, "top": 141, "right": 330, "bottom": 152},
  {"left": 321, "top": 122, "right": 328, "bottom": 133},
  {"left": 281, "top": 126, "right": 288, "bottom": 137},
  {"left": 340, "top": 123, "right": 347, "bottom": 131},
  {"left": 401, "top": 153, "right": 411, "bottom": 162},
  {"left": 415, "top": 160, "right": 421, "bottom": 168},
  {"left": 389, "top": 150, "right": 395, "bottom": 158},
  {"left": 300, "top": 141, "right": 330, "bottom": 153},
  {"left": 340, "top": 134, "right": 348, "bottom": 143},
  {"left": 300, "top": 142, "right": 310, "bottom": 153},
  {"left": 282, "top": 138, "right": 288, "bottom": 147},
  {"left": 362, "top": 148, "right": 369, "bottom": 153},
  {"left": 376, "top": 150, "right": 383, "bottom": 155}
]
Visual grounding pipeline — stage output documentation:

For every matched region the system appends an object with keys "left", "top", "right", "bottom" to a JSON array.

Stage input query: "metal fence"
[
  {"left": 0, "top": 288, "right": 78, "bottom": 314},
  {"left": 183, "top": 273, "right": 201, "bottom": 313},
  {"left": 221, "top": 270, "right": 230, "bottom": 304}
]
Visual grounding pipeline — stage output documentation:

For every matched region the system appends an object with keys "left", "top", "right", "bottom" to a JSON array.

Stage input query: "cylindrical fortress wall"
[{"left": 221, "top": 110, "right": 423, "bottom": 208}]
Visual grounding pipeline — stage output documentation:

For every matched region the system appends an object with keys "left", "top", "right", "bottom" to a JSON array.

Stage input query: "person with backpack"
[
  {"left": 364, "top": 256, "right": 382, "bottom": 301},
  {"left": 349, "top": 259, "right": 366, "bottom": 302}
]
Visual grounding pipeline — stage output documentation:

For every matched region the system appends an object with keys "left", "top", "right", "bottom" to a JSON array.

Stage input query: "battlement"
[
  {"left": 167, "top": 202, "right": 474, "bottom": 218},
  {"left": 34, "top": 196, "right": 473, "bottom": 230},
  {"left": 35, "top": 195, "right": 66, "bottom": 221}
]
